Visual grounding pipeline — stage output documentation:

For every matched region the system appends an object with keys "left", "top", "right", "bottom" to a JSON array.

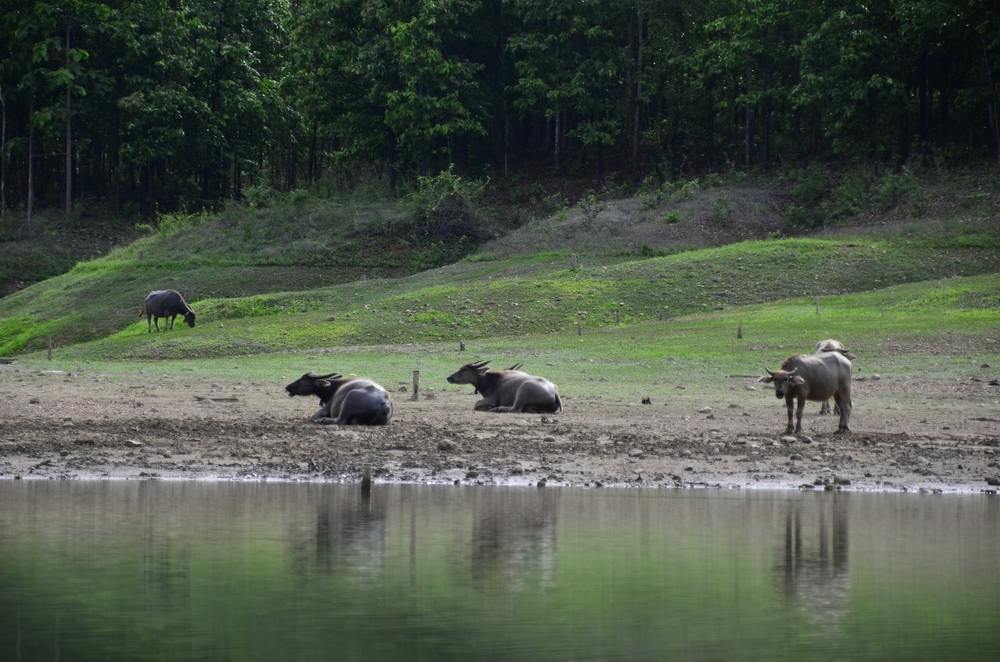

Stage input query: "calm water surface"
[{"left": 1, "top": 482, "right": 998, "bottom": 661}]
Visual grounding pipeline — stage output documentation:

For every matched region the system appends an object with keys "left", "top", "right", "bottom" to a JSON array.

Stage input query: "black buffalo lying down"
[
  {"left": 447, "top": 360, "right": 562, "bottom": 413},
  {"left": 141, "top": 289, "right": 196, "bottom": 332},
  {"left": 285, "top": 372, "right": 393, "bottom": 425}
]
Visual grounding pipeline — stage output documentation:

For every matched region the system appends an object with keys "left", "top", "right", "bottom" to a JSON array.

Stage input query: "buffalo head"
[
  {"left": 184, "top": 310, "right": 197, "bottom": 328},
  {"left": 285, "top": 372, "right": 342, "bottom": 398},
  {"left": 447, "top": 360, "right": 490, "bottom": 385},
  {"left": 760, "top": 367, "right": 806, "bottom": 399}
]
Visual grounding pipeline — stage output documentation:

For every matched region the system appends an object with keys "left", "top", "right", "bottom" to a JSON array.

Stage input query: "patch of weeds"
[
  {"left": 783, "top": 204, "right": 816, "bottom": 229},
  {"left": 873, "top": 168, "right": 919, "bottom": 211},
  {"left": 712, "top": 197, "right": 733, "bottom": 224},
  {"left": 790, "top": 165, "right": 829, "bottom": 207},
  {"left": 579, "top": 193, "right": 606, "bottom": 228},
  {"left": 703, "top": 173, "right": 724, "bottom": 188},
  {"left": 244, "top": 182, "right": 277, "bottom": 209},
  {"left": 661, "top": 210, "right": 681, "bottom": 225},
  {"left": 157, "top": 212, "right": 206, "bottom": 237},
  {"left": 541, "top": 192, "right": 569, "bottom": 214}
]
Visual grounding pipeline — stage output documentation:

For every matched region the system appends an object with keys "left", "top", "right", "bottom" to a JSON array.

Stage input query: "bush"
[
  {"left": 399, "top": 165, "right": 491, "bottom": 241},
  {"left": 661, "top": 210, "right": 681, "bottom": 224},
  {"left": 873, "top": 168, "right": 919, "bottom": 211},
  {"left": 790, "top": 166, "right": 828, "bottom": 207},
  {"left": 244, "top": 182, "right": 277, "bottom": 209}
]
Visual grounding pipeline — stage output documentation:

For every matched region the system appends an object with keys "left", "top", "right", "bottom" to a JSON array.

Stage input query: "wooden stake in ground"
[
  {"left": 411, "top": 369, "right": 420, "bottom": 400},
  {"left": 361, "top": 465, "right": 372, "bottom": 496},
  {"left": 737, "top": 323, "right": 743, "bottom": 339},
  {"left": 47, "top": 337, "right": 52, "bottom": 361}
]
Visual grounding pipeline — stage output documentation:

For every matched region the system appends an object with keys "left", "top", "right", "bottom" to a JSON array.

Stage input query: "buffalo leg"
[
  {"left": 146, "top": 313, "right": 152, "bottom": 333},
  {"left": 153, "top": 316, "right": 160, "bottom": 331},
  {"left": 819, "top": 400, "right": 831, "bottom": 415},
  {"left": 794, "top": 396, "right": 806, "bottom": 434},
  {"left": 784, "top": 396, "right": 795, "bottom": 435},
  {"left": 473, "top": 398, "right": 493, "bottom": 411},
  {"left": 169, "top": 314, "right": 176, "bottom": 329},
  {"left": 834, "top": 389, "right": 851, "bottom": 433}
]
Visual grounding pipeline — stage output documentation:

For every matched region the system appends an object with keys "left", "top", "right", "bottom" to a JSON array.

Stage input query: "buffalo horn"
[{"left": 764, "top": 367, "right": 775, "bottom": 377}]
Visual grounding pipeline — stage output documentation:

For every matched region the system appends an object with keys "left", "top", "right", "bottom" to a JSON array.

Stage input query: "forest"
[{"left": 2, "top": 0, "right": 999, "bottom": 218}]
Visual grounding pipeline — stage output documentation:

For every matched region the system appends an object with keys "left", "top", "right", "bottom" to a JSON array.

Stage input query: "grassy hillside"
[
  {"left": 16, "top": 275, "right": 998, "bottom": 408},
  {"left": 2, "top": 168, "right": 998, "bottom": 360}
]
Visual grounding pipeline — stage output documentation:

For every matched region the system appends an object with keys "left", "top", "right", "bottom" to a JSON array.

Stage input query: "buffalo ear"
[
  {"left": 316, "top": 380, "right": 331, "bottom": 388},
  {"left": 791, "top": 376, "right": 806, "bottom": 385}
]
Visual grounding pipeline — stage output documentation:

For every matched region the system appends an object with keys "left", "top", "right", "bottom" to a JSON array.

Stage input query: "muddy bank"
[{"left": 1, "top": 365, "right": 998, "bottom": 493}]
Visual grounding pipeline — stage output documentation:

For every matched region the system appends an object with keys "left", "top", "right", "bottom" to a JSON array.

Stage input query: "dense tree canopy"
[{"left": 1, "top": 0, "right": 998, "bottom": 216}]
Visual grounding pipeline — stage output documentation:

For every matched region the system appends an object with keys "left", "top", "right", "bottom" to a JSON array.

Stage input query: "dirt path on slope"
[{"left": 1, "top": 364, "right": 998, "bottom": 493}]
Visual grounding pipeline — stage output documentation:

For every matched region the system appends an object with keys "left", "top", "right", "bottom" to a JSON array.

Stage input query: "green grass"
[
  {"left": 14, "top": 235, "right": 996, "bottom": 361},
  {"left": 19, "top": 274, "right": 999, "bottom": 404}
]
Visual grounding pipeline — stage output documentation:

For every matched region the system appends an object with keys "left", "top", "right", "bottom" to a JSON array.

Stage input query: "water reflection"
[
  {"left": 468, "top": 489, "right": 559, "bottom": 592},
  {"left": 1, "top": 483, "right": 999, "bottom": 662},
  {"left": 776, "top": 494, "right": 851, "bottom": 633},
  {"left": 289, "top": 490, "right": 387, "bottom": 582}
]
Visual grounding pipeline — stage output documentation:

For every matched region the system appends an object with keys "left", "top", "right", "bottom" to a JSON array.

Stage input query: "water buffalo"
[
  {"left": 814, "top": 339, "right": 856, "bottom": 415},
  {"left": 285, "top": 372, "right": 393, "bottom": 425},
  {"left": 760, "top": 352, "right": 852, "bottom": 435},
  {"left": 446, "top": 360, "right": 562, "bottom": 413},
  {"left": 141, "top": 289, "right": 196, "bottom": 332}
]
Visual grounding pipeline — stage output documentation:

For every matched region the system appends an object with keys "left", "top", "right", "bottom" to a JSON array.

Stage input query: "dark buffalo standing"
[
  {"left": 447, "top": 360, "right": 562, "bottom": 413},
  {"left": 285, "top": 372, "right": 393, "bottom": 425},
  {"left": 141, "top": 289, "right": 196, "bottom": 332},
  {"left": 760, "top": 352, "right": 853, "bottom": 435}
]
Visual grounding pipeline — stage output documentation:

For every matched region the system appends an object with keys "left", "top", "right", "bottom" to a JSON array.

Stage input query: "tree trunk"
[
  {"left": 744, "top": 66, "right": 752, "bottom": 167},
  {"left": 632, "top": 0, "right": 643, "bottom": 166},
  {"left": 0, "top": 83, "right": 6, "bottom": 223},
  {"left": 27, "top": 94, "right": 34, "bottom": 227},
  {"left": 553, "top": 109, "right": 561, "bottom": 166},
  {"left": 981, "top": 36, "right": 1000, "bottom": 163},
  {"left": 64, "top": 17, "right": 73, "bottom": 216}
]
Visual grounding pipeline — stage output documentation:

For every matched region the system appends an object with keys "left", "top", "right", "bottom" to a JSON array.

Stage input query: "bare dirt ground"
[{"left": 1, "top": 363, "right": 998, "bottom": 494}]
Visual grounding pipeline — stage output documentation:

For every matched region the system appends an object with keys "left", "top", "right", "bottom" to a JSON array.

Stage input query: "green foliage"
[{"left": 661, "top": 210, "right": 681, "bottom": 225}]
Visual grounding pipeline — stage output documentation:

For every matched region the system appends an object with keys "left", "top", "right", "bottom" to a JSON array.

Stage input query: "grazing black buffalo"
[
  {"left": 141, "top": 289, "right": 196, "bottom": 332},
  {"left": 446, "top": 360, "right": 562, "bottom": 413},
  {"left": 760, "top": 352, "right": 853, "bottom": 435},
  {"left": 285, "top": 372, "right": 393, "bottom": 425}
]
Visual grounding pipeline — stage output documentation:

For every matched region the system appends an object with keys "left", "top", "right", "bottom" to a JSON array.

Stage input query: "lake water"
[{"left": 1, "top": 482, "right": 998, "bottom": 661}]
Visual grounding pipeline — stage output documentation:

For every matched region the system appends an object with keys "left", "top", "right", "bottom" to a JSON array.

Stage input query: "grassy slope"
[
  {"left": 2, "top": 169, "right": 998, "bottom": 362},
  {"left": 15, "top": 275, "right": 999, "bottom": 405},
  {"left": 0, "top": 199, "right": 472, "bottom": 354}
]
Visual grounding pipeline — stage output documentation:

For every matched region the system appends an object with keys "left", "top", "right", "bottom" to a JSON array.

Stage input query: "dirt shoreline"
[{"left": 2, "top": 364, "right": 999, "bottom": 494}]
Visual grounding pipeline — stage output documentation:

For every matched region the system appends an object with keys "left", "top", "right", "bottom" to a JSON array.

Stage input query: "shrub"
[
  {"left": 400, "top": 165, "right": 491, "bottom": 241},
  {"left": 661, "top": 210, "right": 681, "bottom": 224},
  {"left": 244, "top": 182, "right": 277, "bottom": 209}
]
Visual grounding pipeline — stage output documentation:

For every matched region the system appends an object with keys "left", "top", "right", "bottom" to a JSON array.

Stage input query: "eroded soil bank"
[{"left": 1, "top": 364, "right": 998, "bottom": 493}]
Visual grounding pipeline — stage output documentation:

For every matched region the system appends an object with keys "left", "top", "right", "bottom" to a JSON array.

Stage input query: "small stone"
[
  {"left": 126, "top": 439, "right": 143, "bottom": 447},
  {"left": 437, "top": 440, "right": 457, "bottom": 451},
  {"left": 790, "top": 454, "right": 803, "bottom": 461},
  {"left": 986, "top": 477, "right": 1000, "bottom": 487},
  {"left": 871, "top": 374, "right": 881, "bottom": 381},
  {"left": 465, "top": 470, "right": 479, "bottom": 480},
  {"left": 698, "top": 407, "right": 713, "bottom": 414},
  {"left": 834, "top": 476, "right": 851, "bottom": 486},
  {"left": 744, "top": 385, "right": 757, "bottom": 391},
  {"left": 537, "top": 479, "right": 547, "bottom": 488},
  {"left": 641, "top": 397, "right": 652, "bottom": 405},
  {"left": 800, "top": 436, "right": 814, "bottom": 444},
  {"left": 780, "top": 435, "right": 798, "bottom": 444},
  {"left": 628, "top": 448, "right": 643, "bottom": 457},
  {"left": 705, "top": 413, "right": 715, "bottom": 420},
  {"left": 29, "top": 398, "right": 40, "bottom": 404}
]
